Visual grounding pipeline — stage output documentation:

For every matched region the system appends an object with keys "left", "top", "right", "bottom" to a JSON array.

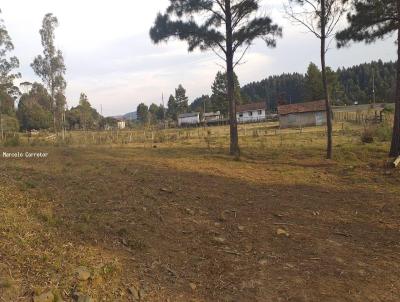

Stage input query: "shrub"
[
  {"left": 154, "top": 131, "right": 166, "bottom": 143},
  {"left": 361, "top": 128, "right": 374, "bottom": 144},
  {"left": 361, "top": 122, "right": 392, "bottom": 143},
  {"left": 3, "top": 134, "right": 20, "bottom": 147},
  {"left": 375, "top": 122, "right": 392, "bottom": 142},
  {"left": 383, "top": 105, "right": 395, "bottom": 114}
]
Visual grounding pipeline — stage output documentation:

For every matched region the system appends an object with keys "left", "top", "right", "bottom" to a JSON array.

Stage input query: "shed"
[
  {"left": 178, "top": 112, "right": 200, "bottom": 126},
  {"left": 203, "top": 111, "right": 222, "bottom": 123},
  {"left": 278, "top": 100, "right": 327, "bottom": 128},
  {"left": 117, "top": 120, "right": 126, "bottom": 130},
  {"left": 236, "top": 102, "right": 267, "bottom": 123}
]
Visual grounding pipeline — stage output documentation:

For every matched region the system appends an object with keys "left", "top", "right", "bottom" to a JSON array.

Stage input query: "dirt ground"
[{"left": 0, "top": 131, "right": 399, "bottom": 301}]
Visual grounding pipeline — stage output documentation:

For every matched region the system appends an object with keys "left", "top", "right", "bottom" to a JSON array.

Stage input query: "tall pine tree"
[
  {"left": 336, "top": 0, "right": 400, "bottom": 157},
  {"left": 175, "top": 84, "right": 189, "bottom": 115},
  {"left": 150, "top": 0, "right": 282, "bottom": 157}
]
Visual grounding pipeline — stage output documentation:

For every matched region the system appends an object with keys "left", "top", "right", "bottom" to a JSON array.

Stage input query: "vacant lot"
[{"left": 1, "top": 125, "right": 399, "bottom": 301}]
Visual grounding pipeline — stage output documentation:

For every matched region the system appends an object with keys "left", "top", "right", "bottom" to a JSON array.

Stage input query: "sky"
[{"left": 1, "top": 0, "right": 397, "bottom": 116}]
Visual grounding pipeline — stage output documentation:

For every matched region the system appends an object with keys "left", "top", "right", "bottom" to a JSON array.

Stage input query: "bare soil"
[{"left": 0, "top": 139, "right": 399, "bottom": 301}]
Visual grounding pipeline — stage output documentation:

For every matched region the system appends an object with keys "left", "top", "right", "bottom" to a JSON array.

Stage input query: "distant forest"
[{"left": 241, "top": 60, "right": 397, "bottom": 109}]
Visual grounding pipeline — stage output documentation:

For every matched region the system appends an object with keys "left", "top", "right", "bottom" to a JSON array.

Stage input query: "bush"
[
  {"left": 383, "top": 104, "right": 395, "bottom": 114},
  {"left": 361, "top": 122, "right": 392, "bottom": 143},
  {"left": 1, "top": 115, "right": 19, "bottom": 132},
  {"left": 154, "top": 131, "right": 166, "bottom": 143},
  {"left": 375, "top": 122, "right": 392, "bottom": 142},
  {"left": 3, "top": 134, "right": 20, "bottom": 147},
  {"left": 361, "top": 128, "right": 374, "bottom": 144}
]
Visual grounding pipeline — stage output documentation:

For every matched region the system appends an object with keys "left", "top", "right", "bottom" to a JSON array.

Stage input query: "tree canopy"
[
  {"left": 336, "top": 0, "right": 398, "bottom": 47},
  {"left": 210, "top": 71, "right": 242, "bottom": 115},
  {"left": 31, "top": 13, "right": 66, "bottom": 98},
  {"left": 240, "top": 61, "right": 396, "bottom": 108},
  {"left": 150, "top": 0, "right": 282, "bottom": 156},
  {"left": 336, "top": 0, "right": 400, "bottom": 156}
]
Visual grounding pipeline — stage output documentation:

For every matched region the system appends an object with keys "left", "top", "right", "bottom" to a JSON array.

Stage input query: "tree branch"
[{"left": 233, "top": 43, "right": 250, "bottom": 68}]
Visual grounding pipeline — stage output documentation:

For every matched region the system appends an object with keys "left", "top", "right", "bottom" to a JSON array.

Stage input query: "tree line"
[
  {"left": 138, "top": 59, "right": 395, "bottom": 126},
  {"left": 241, "top": 60, "right": 397, "bottom": 109},
  {"left": 0, "top": 12, "right": 119, "bottom": 134}
]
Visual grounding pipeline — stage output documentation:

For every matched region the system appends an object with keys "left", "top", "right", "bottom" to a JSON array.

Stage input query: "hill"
[{"left": 241, "top": 60, "right": 396, "bottom": 109}]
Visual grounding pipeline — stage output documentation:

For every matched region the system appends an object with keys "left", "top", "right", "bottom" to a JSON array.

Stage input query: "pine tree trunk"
[
  {"left": 390, "top": 26, "right": 400, "bottom": 157},
  {"left": 225, "top": 0, "right": 240, "bottom": 158},
  {"left": 0, "top": 109, "right": 3, "bottom": 141},
  {"left": 320, "top": 0, "right": 333, "bottom": 159}
]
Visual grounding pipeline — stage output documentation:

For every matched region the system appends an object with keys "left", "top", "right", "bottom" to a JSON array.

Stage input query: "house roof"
[
  {"left": 178, "top": 112, "right": 200, "bottom": 118},
  {"left": 236, "top": 102, "right": 266, "bottom": 113},
  {"left": 278, "top": 100, "right": 326, "bottom": 115},
  {"left": 204, "top": 111, "right": 220, "bottom": 117}
]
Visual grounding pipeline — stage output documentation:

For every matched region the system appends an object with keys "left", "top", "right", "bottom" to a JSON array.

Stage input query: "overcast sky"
[{"left": 1, "top": 0, "right": 397, "bottom": 116}]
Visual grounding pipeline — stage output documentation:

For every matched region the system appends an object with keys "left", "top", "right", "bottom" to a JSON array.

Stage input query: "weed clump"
[
  {"left": 3, "top": 134, "right": 20, "bottom": 147},
  {"left": 361, "top": 122, "right": 392, "bottom": 143},
  {"left": 361, "top": 129, "right": 374, "bottom": 143},
  {"left": 374, "top": 122, "right": 392, "bottom": 142}
]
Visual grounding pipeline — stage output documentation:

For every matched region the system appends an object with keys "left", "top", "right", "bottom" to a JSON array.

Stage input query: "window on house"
[
  {"left": 248, "top": 111, "right": 253, "bottom": 116},
  {"left": 239, "top": 113, "right": 243, "bottom": 117},
  {"left": 258, "top": 110, "right": 262, "bottom": 115}
]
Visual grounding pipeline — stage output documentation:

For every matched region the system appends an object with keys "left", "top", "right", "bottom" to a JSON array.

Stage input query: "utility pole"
[
  {"left": 372, "top": 72, "right": 376, "bottom": 107},
  {"left": 162, "top": 93, "right": 166, "bottom": 128}
]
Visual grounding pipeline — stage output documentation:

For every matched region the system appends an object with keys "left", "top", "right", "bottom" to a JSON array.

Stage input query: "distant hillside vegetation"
[
  {"left": 241, "top": 60, "right": 396, "bottom": 109},
  {"left": 123, "top": 111, "right": 137, "bottom": 120}
]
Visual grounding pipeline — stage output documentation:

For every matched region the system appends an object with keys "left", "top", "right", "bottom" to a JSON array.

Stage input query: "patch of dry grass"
[{"left": 0, "top": 122, "right": 399, "bottom": 301}]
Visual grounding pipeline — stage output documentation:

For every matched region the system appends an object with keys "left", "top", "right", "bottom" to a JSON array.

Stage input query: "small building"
[
  {"left": 203, "top": 111, "right": 222, "bottom": 123},
  {"left": 278, "top": 100, "right": 327, "bottom": 128},
  {"left": 117, "top": 120, "right": 126, "bottom": 130},
  {"left": 29, "top": 129, "right": 40, "bottom": 136},
  {"left": 236, "top": 102, "right": 267, "bottom": 123},
  {"left": 178, "top": 112, "right": 200, "bottom": 126}
]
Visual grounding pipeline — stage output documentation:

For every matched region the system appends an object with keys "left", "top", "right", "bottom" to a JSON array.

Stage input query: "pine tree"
[
  {"left": 137, "top": 103, "right": 149, "bottom": 125},
  {"left": 211, "top": 71, "right": 242, "bottom": 116},
  {"left": 190, "top": 95, "right": 211, "bottom": 114},
  {"left": 150, "top": 0, "right": 282, "bottom": 157},
  {"left": 175, "top": 84, "right": 189, "bottom": 115},
  {"left": 336, "top": 1, "right": 400, "bottom": 156},
  {"left": 305, "top": 63, "right": 324, "bottom": 101},
  {"left": 149, "top": 103, "right": 160, "bottom": 124},
  {"left": 167, "top": 95, "right": 178, "bottom": 121}
]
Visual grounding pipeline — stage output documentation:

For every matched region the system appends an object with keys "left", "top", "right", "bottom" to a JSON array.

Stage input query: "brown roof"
[
  {"left": 236, "top": 102, "right": 266, "bottom": 113},
  {"left": 278, "top": 100, "right": 326, "bottom": 115}
]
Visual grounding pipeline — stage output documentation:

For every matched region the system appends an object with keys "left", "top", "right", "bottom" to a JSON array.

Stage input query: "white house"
[
  {"left": 236, "top": 102, "right": 267, "bottom": 123},
  {"left": 178, "top": 112, "right": 200, "bottom": 126},
  {"left": 117, "top": 120, "right": 126, "bottom": 129},
  {"left": 203, "top": 111, "right": 222, "bottom": 123}
]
